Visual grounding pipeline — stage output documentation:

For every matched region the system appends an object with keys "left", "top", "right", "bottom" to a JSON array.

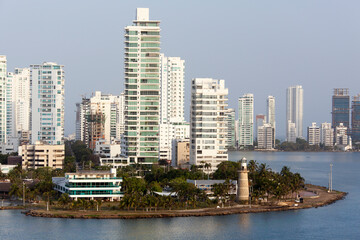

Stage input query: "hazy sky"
[{"left": 1, "top": 0, "right": 360, "bottom": 138}]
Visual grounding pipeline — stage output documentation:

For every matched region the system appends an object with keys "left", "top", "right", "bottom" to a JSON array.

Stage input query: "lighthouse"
[{"left": 236, "top": 157, "right": 249, "bottom": 203}]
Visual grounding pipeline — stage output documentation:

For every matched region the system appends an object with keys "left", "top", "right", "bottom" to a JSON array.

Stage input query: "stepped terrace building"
[{"left": 53, "top": 168, "right": 123, "bottom": 201}]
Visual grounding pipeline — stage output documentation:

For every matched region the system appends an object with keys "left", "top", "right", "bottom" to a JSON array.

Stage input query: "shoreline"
[{"left": 21, "top": 184, "right": 347, "bottom": 219}]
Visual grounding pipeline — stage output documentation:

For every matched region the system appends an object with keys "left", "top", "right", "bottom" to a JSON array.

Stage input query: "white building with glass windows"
[
  {"left": 286, "top": 85, "right": 303, "bottom": 141},
  {"left": 320, "top": 122, "right": 334, "bottom": 147},
  {"left": 190, "top": 78, "right": 228, "bottom": 172},
  {"left": 307, "top": 122, "right": 320, "bottom": 145},
  {"left": 0, "top": 56, "right": 7, "bottom": 144},
  {"left": 238, "top": 94, "right": 254, "bottom": 147},
  {"left": 124, "top": 8, "right": 161, "bottom": 164},
  {"left": 53, "top": 168, "right": 123, "bottom": 201},
  {"left": 6, "top": 68, "right": 31, "bottom": 142},
  {"left": 30, "top": 62, "right": 65, "bottom": 145}
]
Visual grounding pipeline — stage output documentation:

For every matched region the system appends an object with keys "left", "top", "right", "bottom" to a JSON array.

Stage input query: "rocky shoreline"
[{"left": 21, "top": 185, "right": 347, "bottom": 219}]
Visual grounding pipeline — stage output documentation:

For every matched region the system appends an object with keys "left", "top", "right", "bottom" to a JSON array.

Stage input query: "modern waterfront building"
[
  {"left": 76, "top": 92, "right": 123, "bottom": 150},
  {"left": 124, "top": 8, "right": 161, "bottom": 164},
  {"left": 190, "top": 78, "right": 228, "bottom": 172},
  {"left": 307, "top": 122, "right": 320, "bottom": 145},
  {"left": 332, "top": 88, "right": 350, "bottom": 129},
  {"left": 335, "top": 123, "right": 348, "bottom": 146},
  {"left": 225, "top": 108, "right": 236, "bottom": 149},
  {"left": 238, "top": 94, "right": 254, "bottom": 147},
  {"left": 0, "top": 56, "right": 7, "bottom": 144},
  {"left": 286, "top": 85, "right": 303, "bottom": 141},
  {"left": 19, "top": 141, "right": 65, "bottom": 169},
  {"left": 257, "top": 123, "right": 275, "bottom": 150},
  {"left": 351, "top": 94, "right": 360, "bottom": 142},
  {"left": 52, "top": 168, "right": 123, "bottom": 201},
  {"left": 320, "top": 122, "right": 334, "bottom": 147},
  {"left": 30, "top": 62, "right": 65, "bottom": 145},
  {"left": 267, "top": 95, "right": 276, "bottom": 128}
]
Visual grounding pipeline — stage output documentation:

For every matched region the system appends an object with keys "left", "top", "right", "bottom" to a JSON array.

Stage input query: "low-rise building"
[
  {"left": 100, "top": 156, "right": 130, "bottom": 168},
  {"left": 187, "top": 179, "right": 237, "bottom": 195},
  {"left": 94, "top": 138, "right": 121, "bottom": 158},
  {"left": 19, "top": 141, "right": 64, "bottom": 169},
  {"left": 173, "top": 138, "right": 190, "bottom": 168},
  {"left": 52, "top": 168, "right": 123, "bottom": 201}
]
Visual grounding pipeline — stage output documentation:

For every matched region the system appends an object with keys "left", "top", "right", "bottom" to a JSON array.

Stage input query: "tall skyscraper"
[
  {"left": 267, "top": 95, "right": 275, "bottom": 129},
  {"left": 6, "top": 68, "right": 31, "bottom": 140},
  {"left": 30, "top": 62, "right": 65, "bottom": 145},
  {"left": 0, "top": 56, "right": 7, "bottom": 144},
  {"left": 159, "top": 54, "right": 185, "bottom": 124},
  {"left": 124, "top": 8, "right": 160, "bottom": 164},
  {"left": 190, "top": 78, "right": 228, "bottom": 171},
  {"left": 225, "top": 108, "right": 236, "bottom": 149},
  {"left": 238, "top": 94, "right": 254, "bottom": 147},
  {"left": 6, "top": 72, "right": 15, "bottom": 139},
  {"left": 332, "top": 88, "right": 350, "bottom": 129},
  {"left": 351, "top": 94, "right": 360, "bottom": 142},
  {"left": 307, "top": 122, "right": 320, "bottom": 145},
  {"left": 286, "top": 85, "right": 303, "bottom": 141},
  {"left": 158, "top": 54, "right": 187, "bottom": 163}
]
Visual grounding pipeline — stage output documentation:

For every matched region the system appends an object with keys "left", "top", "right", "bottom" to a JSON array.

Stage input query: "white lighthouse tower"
[{"left": 236, "top": 157, "right": 249, "bottom": 203}]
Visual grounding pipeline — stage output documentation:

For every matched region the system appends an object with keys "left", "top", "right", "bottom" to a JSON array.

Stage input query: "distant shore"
[{"left": 21, "top": 184, "right": 346, "bottom": 219}]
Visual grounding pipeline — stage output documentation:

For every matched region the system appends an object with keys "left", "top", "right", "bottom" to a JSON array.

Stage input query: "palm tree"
[
  {"left": 96, "top": 199, "right": 102, "bottom": 211},
  {"left": 58, "top": 193, "right": 71, "bottom": 209},
  {"left": 204, "top": 163, "right": 212, "bottom": 180}
]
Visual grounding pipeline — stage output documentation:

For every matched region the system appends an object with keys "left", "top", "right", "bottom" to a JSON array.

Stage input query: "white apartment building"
[
  {"left": 238, "top": 94, "right": 254, "bottom": 147},
  {"left": 286, "top": 85, "right": 303, "bottom": 141},
  {"left": 190, "top": 78, "right": 228, "bottom": 172},
  {"left": 158, "top": 54, "right": 186, "bottom": 162},
  {"left": 6, "top": 68, "right": 31, "bottom": 142},
  {"left": 307, "top": 122, "right": 320, "bottom": 145},
  {"left": 225, "top": 108, "right": 236, "bottom": 149},
  {"left": 320, "top": 122, "right": 334, "bottom": 147},
  {"left": 257, "top": 123, "right": 275, "bottom": 150},
  {"left": 124, "top": 8, "right": 161, "bottom": 164},
  {"left": 0, "top": 56, "right": 7, "bottom": 144},
  {"left": 335, "top": 123, "right": 348, "bottom": 146},
  {"left": 160, "top": 54, "right": 185, "bottom": 124},
  {"left": 30, "top": 62, "right": 65, "bottom": 145},
  {"left": 267, "top": 95, "right": 276, "bottom": 132}
]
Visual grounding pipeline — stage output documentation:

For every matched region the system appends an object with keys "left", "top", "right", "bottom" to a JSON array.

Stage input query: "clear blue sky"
[{"left": 1, "top": 0, "right": 360, "bottom": 138}]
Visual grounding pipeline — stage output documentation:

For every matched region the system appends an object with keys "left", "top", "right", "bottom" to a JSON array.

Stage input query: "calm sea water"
[{"left": 1, "top": 152, "right": 359, "bottom": 240}]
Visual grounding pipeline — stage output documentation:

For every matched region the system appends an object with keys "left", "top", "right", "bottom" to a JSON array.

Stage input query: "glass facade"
[
  {"left": 352, "top": 95, "right": 360, "bottom": 142},
  {"left": 332, "top": 89, "right": 350, "bottom": 129}
]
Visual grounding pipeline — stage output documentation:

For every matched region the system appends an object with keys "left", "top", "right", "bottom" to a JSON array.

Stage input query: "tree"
[{"left": 58, "top": 193, "right": 71, "bottom": 209}]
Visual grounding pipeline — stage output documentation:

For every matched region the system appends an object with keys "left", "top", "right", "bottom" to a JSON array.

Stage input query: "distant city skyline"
[{"left": 1, "top": 1, "right": 360, "bottom": 138}]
